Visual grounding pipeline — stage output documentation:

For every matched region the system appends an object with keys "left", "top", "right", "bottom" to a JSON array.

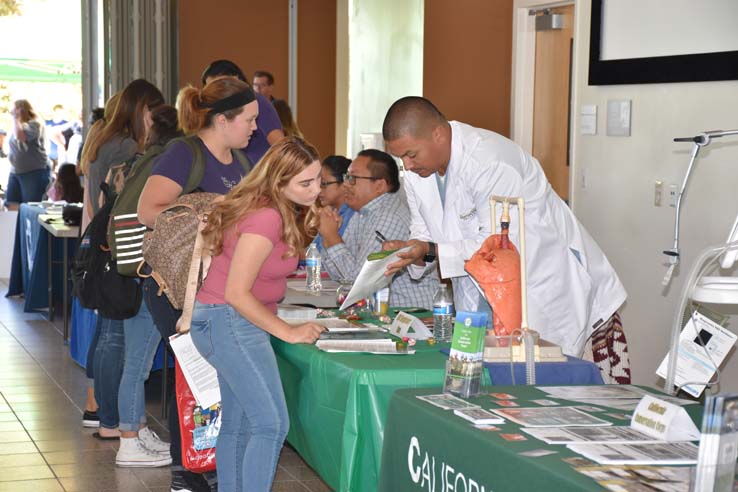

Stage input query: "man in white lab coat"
[{"left": 382, "top": 96, "right": 626, "bottom": 356}]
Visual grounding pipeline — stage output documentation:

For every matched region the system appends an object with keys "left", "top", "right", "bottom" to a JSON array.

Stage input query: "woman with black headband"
[{"left": 137, "top": 76, "right": 258, "bottom": 492}]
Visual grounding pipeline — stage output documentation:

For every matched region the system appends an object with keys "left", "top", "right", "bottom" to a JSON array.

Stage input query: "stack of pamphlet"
[
  {"left": 443, "top": 311, "right": 488, "bottom": 398},
  {"left": 516, "top": 387, "right": 703, "bottom": 466},
  {"left": 315, "top": 331, "right": 409, "bottom": 354},
  {"left": 693, "top": 393, "right": 738, "bottom": 492}
]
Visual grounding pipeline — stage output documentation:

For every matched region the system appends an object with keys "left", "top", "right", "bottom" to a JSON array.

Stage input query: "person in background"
[
  {"left": 382, "top": 96, "right": 627, "bottom": 356},
  {"left": 0, "top": 128, "right": 7, "bottom": 158},
  {"left": 138, "top": 76, "right": 258, "bottom": 492},
  {"left": 201, "top": 59, "right": 284, "bottom": 164},
  {"left": 252, "top": 70, "right": 275, "bottom": 101},
  {"left": 320, "top": 149, "right": 439, "bottom": 308},
  {"left": 272, "top": 98, "right": 302, "bottom": 139},
  {"left": 79, "top": 79, "right": 164, "bottom": 438},
  {"left": 313, "top": 155, "right": 353, "bottom": 251},
  {"left": 45, "top": 104, "right": 68, "bottom": 168},
  {"left": 114, "top": 104, "right": 181, "bottom": 469},
  {"left": 46, "top": 163, "right": 83, "bottom": 203},
  {"left": 76, "top": 99, "right": 118, "bottom": 429},
  {"left": 6, "top": 99, "right": 51, "bottom": 211},
  {"left": 190, "top": 137, "right": 325, "bottom": 491}
]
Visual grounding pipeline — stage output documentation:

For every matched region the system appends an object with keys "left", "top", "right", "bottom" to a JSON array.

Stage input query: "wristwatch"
[{"left": 423, "top": 242, "right": 437, "bottom": 263}]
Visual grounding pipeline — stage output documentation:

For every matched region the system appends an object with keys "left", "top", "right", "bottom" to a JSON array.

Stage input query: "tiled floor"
[{"left": 0, "top": 279, "right": 331, "bottom": 492}]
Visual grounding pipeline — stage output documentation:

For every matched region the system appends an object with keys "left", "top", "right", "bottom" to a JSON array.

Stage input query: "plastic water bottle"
[
  {"left": 305, "top": 243, "right": 322, "bottom": 293},
  {"left": 433, "top": 284, "right": 454, "bottom": 343}
]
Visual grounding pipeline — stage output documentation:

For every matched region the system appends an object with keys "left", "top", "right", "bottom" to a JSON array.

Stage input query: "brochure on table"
[
  {"left": 522, "top": 394, "right": 700, "bottom": 445},
  {"left": 491, "top": 406, "right": 613, "bottom": 428},
  {"left": 656, "top": 311, "right": 737, "bottom": 398},
  {"left": 389, "top": 311, "right": 432, "bottom": 340},
  {"left": 339, "top": 247, "right": 412, "bottom": 310},
  {"left": 575, "top": 464, "right": 692, "bottom": 491},
  {"left": 169, "top": 333, "right": 220, "bottom": 408},
  {"left": 537, "top": 385, "right": 697, "bottom": 406},
  {"left": 566, "top": 441, "right": 699, "bottom": 465}
]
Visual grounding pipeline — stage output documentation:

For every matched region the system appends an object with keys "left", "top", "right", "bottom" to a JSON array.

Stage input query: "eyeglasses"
[
  {"left": 343, "top": 173, "right": 379, "bottom": 185},
  {"left": 320, "top": 180, "right": 340, "bottom": 189}
]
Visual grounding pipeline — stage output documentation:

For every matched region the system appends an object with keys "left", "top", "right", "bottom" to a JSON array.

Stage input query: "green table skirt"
[
  {"left": 273, "top": 337, "right": 454, "bottom": 492},
  {"left": 379, "top": 386, "right": 703, "bottom": 492}
]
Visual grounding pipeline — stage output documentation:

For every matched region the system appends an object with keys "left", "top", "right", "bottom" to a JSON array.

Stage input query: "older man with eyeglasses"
[{"left": 318, "top": 149, "right": 439, "bottom": 309}]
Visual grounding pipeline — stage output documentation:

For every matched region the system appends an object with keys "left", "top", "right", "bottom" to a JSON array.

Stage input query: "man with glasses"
[{"left": 318, "top": 149, "right": 439, "bottom": 309}]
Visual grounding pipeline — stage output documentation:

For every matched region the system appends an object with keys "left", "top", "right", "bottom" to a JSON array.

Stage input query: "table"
[
  {"left": 7, "top": 204, "right": 75, "bottom": 314},
  {"left": 440, "top": 348, "right": 604, "bottom": 385},
  {"left": 283, "top": 279, "right": 338, "bottom": 308},
  {"left": 378, "top": 386, "right": 703, "bottom": 492},
  {"left": 38, "top": 214, "right": 79, "bottom": 341},
  {"left": 273, "top": 334, "right": 486, "bottom": 492}
]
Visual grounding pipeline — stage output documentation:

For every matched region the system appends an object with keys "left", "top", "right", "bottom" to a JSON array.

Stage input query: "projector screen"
[
  {"left": 589, "top": 0, "right": 738, "bottom": 85},
  {"left": 600, "top": 0, "right": 738, "bottom": 61}
]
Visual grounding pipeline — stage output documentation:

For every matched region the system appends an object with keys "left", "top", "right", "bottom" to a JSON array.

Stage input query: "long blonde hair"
[
  {"left": 79, "top": 92, "right": 121, "bottom": 175},
  {"left": 80, "top": 79, "right": 163, "bottom": 172},
  {"left": 203, "top": 137, "right": 320, "bottom": 258}
]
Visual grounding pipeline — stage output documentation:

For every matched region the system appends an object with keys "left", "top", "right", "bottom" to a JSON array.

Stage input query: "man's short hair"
[
  {"left": 201, "top": 59, "right": 248, "bottom": 85},
  {"left": 357, "top": 149, "right": 400, "bottom": 193},
  {"left": 382, "top": 96, "right": 446, "bottom": 141},
  {"left": 253, "top": 70, "right": 274, "bottom": 85}
]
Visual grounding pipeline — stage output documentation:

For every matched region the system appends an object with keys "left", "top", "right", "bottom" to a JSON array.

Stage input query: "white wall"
[
  {"left": 0, "top": 211, "right": 17, "bottom": 279},
  {"left": 346, "top": 0, "right": 424, "bottom": 157},
  {"left": 571, "top": 1, "right": 738, "bottom": 392}
]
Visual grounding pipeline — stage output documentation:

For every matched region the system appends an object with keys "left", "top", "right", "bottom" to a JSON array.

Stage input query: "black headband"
[{"left": 205, "top": 89, "right": 255, "bottom": 115}]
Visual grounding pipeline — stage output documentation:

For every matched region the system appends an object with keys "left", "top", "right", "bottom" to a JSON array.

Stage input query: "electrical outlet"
[
  {"left": 654, "top": 181, "right": 663, "bottom": 207},
  {"left": 668, "top": 184, "right": 678, "bottom": 207}
]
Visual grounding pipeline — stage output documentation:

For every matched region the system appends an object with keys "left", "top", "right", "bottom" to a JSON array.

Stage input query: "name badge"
[{"left": 459, "top": 208, "right": 477, "bottom": 221}]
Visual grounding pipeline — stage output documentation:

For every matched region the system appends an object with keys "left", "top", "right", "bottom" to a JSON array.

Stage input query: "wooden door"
[{"left": 532, "top": 5, "right": 574, "bottom": 201}]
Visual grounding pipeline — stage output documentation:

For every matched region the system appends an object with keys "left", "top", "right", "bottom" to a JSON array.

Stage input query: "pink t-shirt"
[{"left": 197, "top": 208, "right": 298, "bottom": 313}]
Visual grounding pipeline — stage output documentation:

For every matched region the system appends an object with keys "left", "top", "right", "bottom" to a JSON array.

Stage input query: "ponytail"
[
  {"left": 177, "top": 86, "right": 209, "bottom": 135},
  {"left": 175, "top": 77, "right": 254, "bottom": 135}
]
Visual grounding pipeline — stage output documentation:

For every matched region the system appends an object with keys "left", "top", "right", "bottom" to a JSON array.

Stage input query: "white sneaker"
[
  {"left": 116, "top": 437, "right": 172, "bottom": 467},
  {"left": 139, "top": 426, "right": 171, "bottom": 455}
]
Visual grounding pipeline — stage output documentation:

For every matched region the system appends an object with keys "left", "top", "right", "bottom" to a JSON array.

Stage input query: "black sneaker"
[
  {"left": 82, "top": 410, "right": 100, "bottom": 428},
  {"left": 171, "top": 469, "right": 211, "bottom": 492}
]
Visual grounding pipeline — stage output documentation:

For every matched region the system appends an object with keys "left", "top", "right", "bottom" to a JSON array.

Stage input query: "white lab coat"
[{"left": 405, "top": 121, "right": 626, "bottom": 356}]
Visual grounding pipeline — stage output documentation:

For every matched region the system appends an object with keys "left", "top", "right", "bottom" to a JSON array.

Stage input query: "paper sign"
[
  {"left": 631, "top": 395, "right": 700, "bottom": 442},
  {"left": 389, "top": 311, "right": 433, "bottom": 340},
  {"left": 339, "top": 247, "right": 412, "bottom": 310},
  {"left": 169, "top": 333, "right": 221, "bottom": 408},
  {"left": 656, "top": 312, "right": 737, "bottom": 397}
]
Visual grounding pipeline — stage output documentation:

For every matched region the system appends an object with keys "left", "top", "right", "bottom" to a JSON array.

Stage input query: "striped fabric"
[{"left": 111, "top": 213, "right": 146, "bottom": 266}]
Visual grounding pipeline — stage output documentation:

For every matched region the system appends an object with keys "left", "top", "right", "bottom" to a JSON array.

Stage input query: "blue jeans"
[
  {"left": 6, "top": 167, "right": 51, "bottom": 204},
  {"left": 93, "top": 315, "right": 125, "bottom": 429},
  {"left": 143, "top": 277, "right": 182, "bottom": 464},
  {"left": 190, "top": 302, "right": 289, "bottom": 492},
  {"left": 118, "top": 300, "right": 162, "bottom": 431}
]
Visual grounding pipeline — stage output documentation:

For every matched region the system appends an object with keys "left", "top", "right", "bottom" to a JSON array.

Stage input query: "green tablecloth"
[
  {"left": 272, "top": 332, "right": 462, "bottom": 492},
  {"left": 379, "top": 386, "right": 703, "bottom": 492}
]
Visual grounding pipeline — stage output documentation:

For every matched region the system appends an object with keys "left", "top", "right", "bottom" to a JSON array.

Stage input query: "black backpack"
[{"left": 72, "top": 183, "right": 142, "bottom": 319}]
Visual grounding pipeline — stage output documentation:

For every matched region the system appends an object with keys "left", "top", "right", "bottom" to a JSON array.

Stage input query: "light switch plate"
[
  {"left": 580, "top": 104, "right": 597, "bottom": 135},
  {"left": 606, "top": 99, "right": 631, "bottom": 137}
]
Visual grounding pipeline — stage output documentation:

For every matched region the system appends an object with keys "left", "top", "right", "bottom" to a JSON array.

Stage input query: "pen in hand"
[{"left": 375, "top": 230, "right": 387, "bottom": 244}]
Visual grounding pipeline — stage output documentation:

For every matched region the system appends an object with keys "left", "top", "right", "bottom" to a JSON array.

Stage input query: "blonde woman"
[{"left": 190, "top": 137, "right": 325, "bottom": 491}]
